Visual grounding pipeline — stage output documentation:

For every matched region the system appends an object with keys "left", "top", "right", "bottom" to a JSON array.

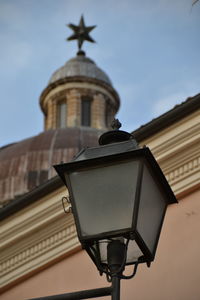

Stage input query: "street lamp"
[
  {"left": 53, "top": 120, "right": 177, "bottom": 299},
  {"left": 30, "top": 120, "right": 177, "bottom": 300}
]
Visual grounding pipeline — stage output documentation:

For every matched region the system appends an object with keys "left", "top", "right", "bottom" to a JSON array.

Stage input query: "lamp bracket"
[
  {"left": 120, "top": 262, "right": 139, "bottom": 280},
  {"left": 107, "top": 240, "right": 126, "bottom": 275},
  {"left": 104, "top": 239, "right": 141, "bottom": 282}
]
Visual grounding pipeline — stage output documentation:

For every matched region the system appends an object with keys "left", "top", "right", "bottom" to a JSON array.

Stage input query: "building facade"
[{"left": 0, "top": 24, "right": 200, "bottom": 300}]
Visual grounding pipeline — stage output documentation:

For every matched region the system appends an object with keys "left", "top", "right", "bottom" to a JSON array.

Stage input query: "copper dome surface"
[
  {"left": 48, "top": 54, "right": 112, "bottom": 86},
  {"left": 0, "top": 127, "right": 103, "bottom": 207}
]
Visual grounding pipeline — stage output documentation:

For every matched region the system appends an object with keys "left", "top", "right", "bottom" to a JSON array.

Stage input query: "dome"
[
  {"left": 0, "top": 127, "right": 103, "bottom": 207},
  {"left": 49, "top": 53, "right": 112, "bottom": 86}
]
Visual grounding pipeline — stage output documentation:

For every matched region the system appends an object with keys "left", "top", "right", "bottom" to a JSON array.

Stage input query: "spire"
[{"left": 40, "top": 17, "right": 120, "bottom": 132}]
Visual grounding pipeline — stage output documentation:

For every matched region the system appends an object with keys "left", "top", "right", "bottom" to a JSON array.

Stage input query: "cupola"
[{"left": 40, "top": 16, "right": 120, "bottom": 132}]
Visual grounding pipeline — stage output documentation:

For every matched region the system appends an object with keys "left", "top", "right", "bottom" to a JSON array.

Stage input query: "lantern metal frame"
[
  {"left": 30, "top": 125, "right": 177, "bottom": 300},
  {"left": 54, "top": 144, "right": 176, "bottom": 276}
]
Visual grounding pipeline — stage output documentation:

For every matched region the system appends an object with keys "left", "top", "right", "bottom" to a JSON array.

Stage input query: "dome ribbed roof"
[
  {"left": 0, "top": 127, "right": 103, "bottom": 207},
  {"left": 49, "top": 54, "right": 112, "bottom": 86}
]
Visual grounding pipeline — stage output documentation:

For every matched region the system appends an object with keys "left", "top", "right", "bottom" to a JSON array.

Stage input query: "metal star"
[{"left": 67, "top": 15, "right": 96, "bottom": 50}]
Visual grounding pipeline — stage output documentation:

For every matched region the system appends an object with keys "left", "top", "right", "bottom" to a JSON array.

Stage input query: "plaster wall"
[{"left": 1, "top": 188, "right": 200, "bottom": 300}]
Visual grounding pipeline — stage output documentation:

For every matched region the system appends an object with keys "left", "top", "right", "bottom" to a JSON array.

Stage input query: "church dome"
[
  {"left": 0, "top": 19, "right": 120, "bottom": 208},
  {"left": 0, "top": 127, "right": 103, "bottom": 207},
  {"left": 48, "top": 53, "right": 112, "bottom": 86}
]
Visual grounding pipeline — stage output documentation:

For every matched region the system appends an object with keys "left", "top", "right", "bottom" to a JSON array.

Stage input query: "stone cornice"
[
  {"left": 0, "top": 176, "right": 62, "bottom": 221},
  {"left": 40, "top": 77, "right": 120, "bottom": 114},
  {"left": 141, "top": 110, "right": 200, "bottom": 197},
  {"left": 145, "top": 113, "right": 200, "bottom": 162},
  {"left": 0, "top": 188, "right": 80, "bottom": 290}
]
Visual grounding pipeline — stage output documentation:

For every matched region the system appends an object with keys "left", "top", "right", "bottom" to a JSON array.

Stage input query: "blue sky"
[{"left": 0, "top": 0, "right": 199, "bottom": 147}]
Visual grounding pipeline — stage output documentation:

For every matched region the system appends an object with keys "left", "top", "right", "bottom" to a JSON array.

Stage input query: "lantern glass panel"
[
  {"left": 126, "top": 240, "right": 143, "bottom": 263},
  {"left": 68, "top": 160, "right": 139, "bottom": 239},
  {"left": 97, "top": 240, "right": 110, "bottom": 263},
  {"left": 137, "top": 164, "right": 167, "bottom": 254}
]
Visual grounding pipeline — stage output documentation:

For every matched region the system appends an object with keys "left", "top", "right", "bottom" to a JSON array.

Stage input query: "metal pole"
[
  {"left": 28, "top": 286, "right": 112, "bottom": 300},
  {"left": 111, "top": 276, "right": 120, "bottom": 300},
  {"left": 107, "top": 240, "right": 125, "bottom": 300},
  {"left": 29, "top": 240, "right": 125, "bottom": 300}
]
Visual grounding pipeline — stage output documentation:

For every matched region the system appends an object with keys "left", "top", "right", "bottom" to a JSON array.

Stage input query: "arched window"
[
  {"left": 81, "top": 97, "right": 91, "bottom": 126},
  {"left": 57, "top": 101, "right": 67, "bottom": 128}
]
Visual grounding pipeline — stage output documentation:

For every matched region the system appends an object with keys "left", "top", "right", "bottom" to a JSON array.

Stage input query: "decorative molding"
[
  {"left": 166, "top": 156, "right": 200, "bottom": 183},
  {"left": 141, "top": 110, "right": 200, "bottom": 197},
  {"left": 150, "top": 118, "right": 200, "bottom": 161},
  {"left": 0, "top": 222, "right": 77, "bottom": 283},
  {"left": 0, "top": 188, "right": 80, "bottom": 289},
  {"left": 165, "top": 155, "right": 200, "bottom": 195}
]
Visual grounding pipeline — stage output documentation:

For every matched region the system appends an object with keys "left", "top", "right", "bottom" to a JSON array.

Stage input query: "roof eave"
[
  {"left": 132, "top": 93, "right": 200, "bottom": 142},
  {"left": 0, "top": 176, "right": 62, "bottom": 221}
]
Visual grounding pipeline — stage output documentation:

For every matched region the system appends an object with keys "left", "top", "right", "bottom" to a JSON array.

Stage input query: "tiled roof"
[{"left": 0, "top": 127, "right": 103, "bottom": 207}]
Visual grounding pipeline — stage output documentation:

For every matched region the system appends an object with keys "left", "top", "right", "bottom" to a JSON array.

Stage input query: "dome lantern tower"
[{"left": 40, "top": 16, "right": 120, "bottom": 132}]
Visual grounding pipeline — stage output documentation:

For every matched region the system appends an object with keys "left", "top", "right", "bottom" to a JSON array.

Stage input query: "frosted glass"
[
  {"left": 137, "top": 165, "right": 167, "bottom": 254},
  {"left": 69, "top": 160, "right": 139, "bottom": 238},
  {"left": 126, "top": 240, "right": 143, "bottom": 263}
]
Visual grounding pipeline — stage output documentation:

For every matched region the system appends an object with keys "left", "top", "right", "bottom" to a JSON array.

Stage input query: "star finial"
[{"left": 67, "top": 15, "right": 96, "bottom": 53}]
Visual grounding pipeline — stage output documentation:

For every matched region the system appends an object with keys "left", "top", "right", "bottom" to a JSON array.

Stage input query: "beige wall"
[{"left": 1, "top": 188, "right": 200, "bottom": 300}]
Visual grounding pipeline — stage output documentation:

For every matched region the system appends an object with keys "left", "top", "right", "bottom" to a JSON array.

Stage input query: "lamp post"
[{"left": 30, "top": 120, "right": 177, "bottom": 300}]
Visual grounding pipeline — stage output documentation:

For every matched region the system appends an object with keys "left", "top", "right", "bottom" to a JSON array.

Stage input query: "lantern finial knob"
[
  {"left": 111, "top": 119, "right": 122, "bottom": 130},
  {"left": 99, "top": 119, "right": 133, "bottom": 145}
]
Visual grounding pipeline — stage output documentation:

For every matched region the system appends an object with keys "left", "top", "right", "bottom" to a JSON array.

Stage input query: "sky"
[{"left": 0, "top": 0, "right": 199, "bottom": 147}]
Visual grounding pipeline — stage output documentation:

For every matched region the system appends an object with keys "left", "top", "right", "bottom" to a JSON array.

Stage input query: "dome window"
[
  {"left": 57, "top": 101, "right": 67, "bottom": 128},
  {"left": 81, "top": 97, "right": 91, "bottom": 127}
]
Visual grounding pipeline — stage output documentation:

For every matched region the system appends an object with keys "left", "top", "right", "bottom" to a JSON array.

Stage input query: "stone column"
[
  {"left": 45, "top": 99, "right": 54, "bottom": 130},
  {"left": 67, "top": 89, "right": 81, "bottom": 127},
  {"left": 52, "top": 100, "right": 57, "bottom": 129},
  {"left": 91, "top": 93, "right": 106, "bottom": 130}
]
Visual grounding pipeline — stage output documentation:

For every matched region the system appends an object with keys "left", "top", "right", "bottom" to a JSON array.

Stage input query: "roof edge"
[
  {"left": 0, "top": 176, "right": 62, "bottom": 221},
  {"left": 132, "top": 93, "right": 200, "bottom": 142}
]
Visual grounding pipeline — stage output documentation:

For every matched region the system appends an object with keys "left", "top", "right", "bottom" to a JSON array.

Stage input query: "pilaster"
[
  {"left": 67, "top": 89, "right": 81, "bottom": 127},
  {"left": 92, "top": 93, "right": 106, "bottom": 129}
]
